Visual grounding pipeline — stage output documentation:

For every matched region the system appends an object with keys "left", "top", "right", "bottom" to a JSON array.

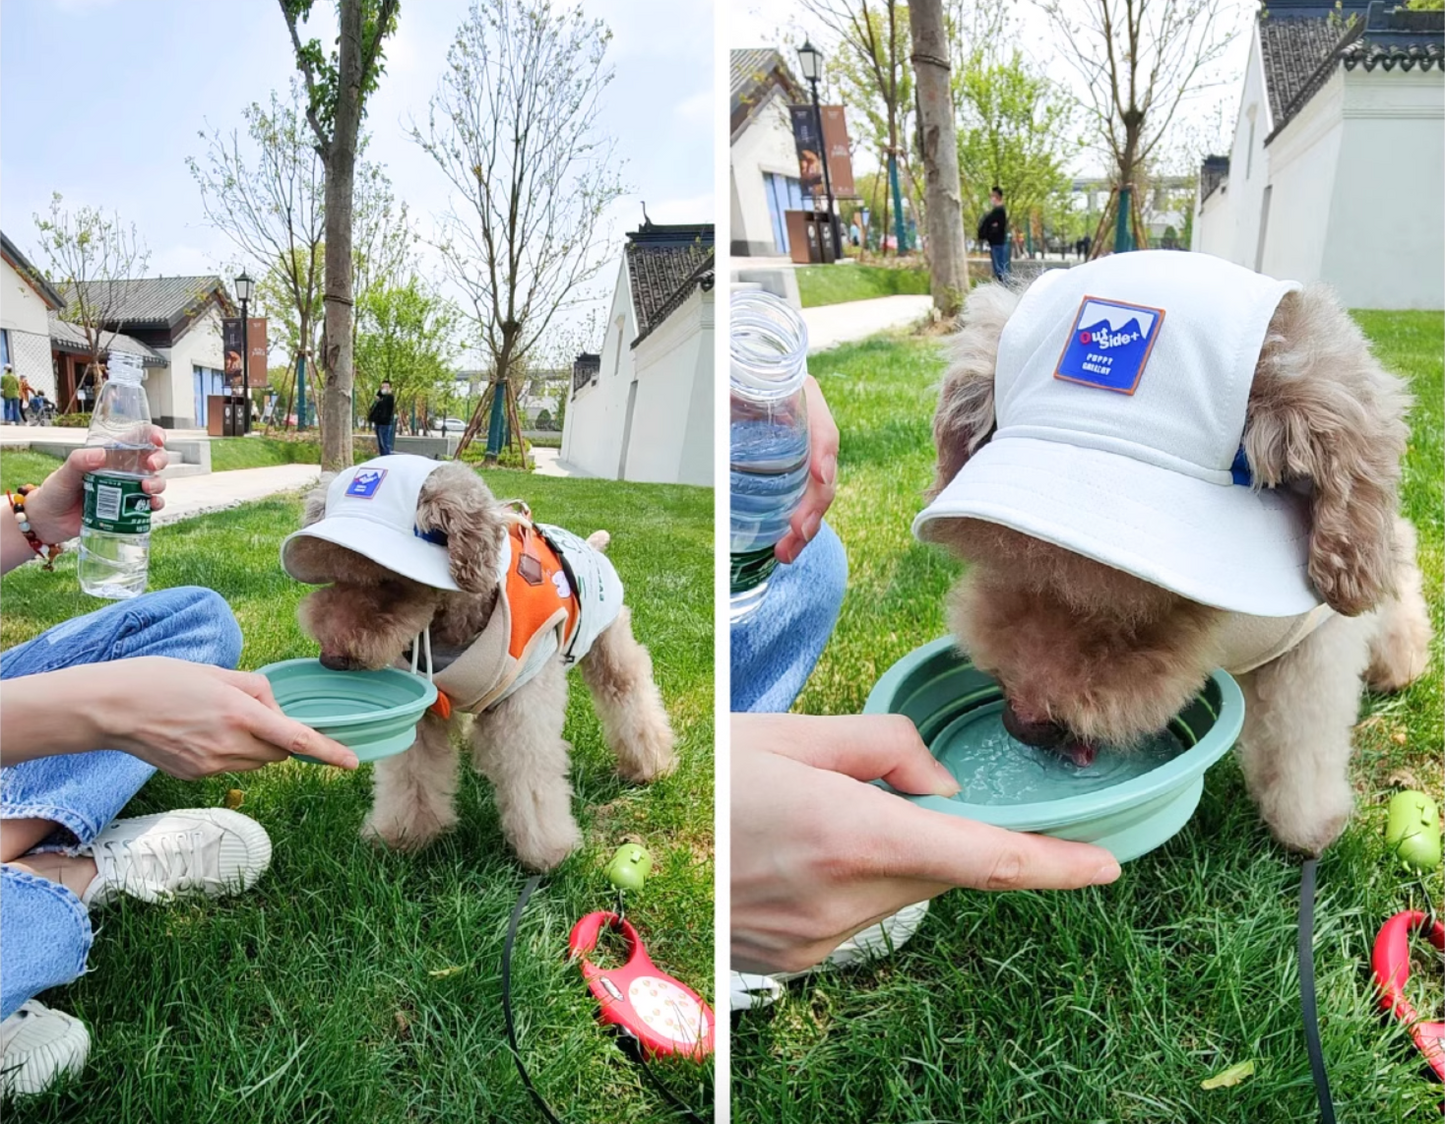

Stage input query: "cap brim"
[
  {"left": 914, "top": 437, "right": 1321, "bottom": 617},
  {"left": 280, "top": 516, "right": 460, "bottom": 591}
]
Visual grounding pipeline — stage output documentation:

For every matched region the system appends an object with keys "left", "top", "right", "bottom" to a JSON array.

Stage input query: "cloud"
[
  {"left": 673, "top": 91, "right": 714, "bottom": 125},
  {"left": 639, "top": 194, "right": 715, "bottom": 226}
]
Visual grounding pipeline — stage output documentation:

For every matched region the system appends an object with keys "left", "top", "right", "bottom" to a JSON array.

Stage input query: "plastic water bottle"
[
  {"left": 730, "top": 289, "right": 810, "bottom": 624},
  {"left": 78, "top": 353, "right": 155, "bottom": 598}
]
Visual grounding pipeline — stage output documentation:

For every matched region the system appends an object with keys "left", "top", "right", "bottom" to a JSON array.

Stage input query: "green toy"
[
  {"left": 605, "top": 844, "right": 653, "bottom": 893},
  {"left": 1385, "top": 790, "right": 1442, "bottom": 872}
]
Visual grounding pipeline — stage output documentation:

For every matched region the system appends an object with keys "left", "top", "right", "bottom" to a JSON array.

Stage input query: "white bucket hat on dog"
[
  {"left": 281, "top": 455, "right": 462, "bottom": 590},
  {"left": 915, "top": 251, "right": 1320, "bottom": 617}
]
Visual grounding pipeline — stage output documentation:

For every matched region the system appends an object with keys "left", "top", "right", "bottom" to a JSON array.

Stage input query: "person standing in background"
[
  {"left": 2, "top": 366, "right": 20, "bottom": 425},
  {"left": 976, "top": 187, "right": 1009, "bottom": 282},
  {"left": 368, "top": 380, "right": 396, "bottom": 456}
]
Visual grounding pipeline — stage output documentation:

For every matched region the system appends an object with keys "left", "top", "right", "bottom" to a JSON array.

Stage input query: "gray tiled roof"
[
  {"left": 1259, "top": 1, "right": 1442, "bottom": 142},
  {"left": 731, "top": 48, "right": 803, "bottom": 140},
  {"left": 61, "top": 275, "right": 231, "bottom": 330},
  {"left": 624, "top": 223, "right": 714, "bottom": 346},
  {"left": 48, "top": 314, "right": 167, "bottom": 367}
]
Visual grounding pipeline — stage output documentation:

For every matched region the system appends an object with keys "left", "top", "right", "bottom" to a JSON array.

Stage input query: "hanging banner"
[
  {"left": 819, "top": 106, "right": 855, "bottom": 198},
  {"left": 222, "top": 317, "right": 270, "bottom": 388},
  {"left": 790, "top": 105, "right": 855, "bottom": 199},
  {"left": 788, "top": 105, "right": 825, "bottom": 195}
]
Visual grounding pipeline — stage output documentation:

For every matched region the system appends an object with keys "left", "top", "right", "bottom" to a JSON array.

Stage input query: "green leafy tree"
[
  {"left": 955, "top": 50, "right": 1076, "bottom": 247},
  {"left": 354, "top": 277, "right": 461, "bottom": 433},
  {"left": 279, "top": 0, "right": 401, "bottom": 470}
]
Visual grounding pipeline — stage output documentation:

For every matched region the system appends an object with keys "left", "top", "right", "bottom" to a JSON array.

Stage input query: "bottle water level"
[{"left": 730, "top": 420, "right": 809, "bottom": 622}]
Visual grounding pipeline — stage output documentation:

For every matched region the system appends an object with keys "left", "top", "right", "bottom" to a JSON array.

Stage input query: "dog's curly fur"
[
  {"left": 923, "top": 282, "right": 1431, "bottom": 855},
  {"left": 288, "top": 462, "right": 676, "bottom": 870}
]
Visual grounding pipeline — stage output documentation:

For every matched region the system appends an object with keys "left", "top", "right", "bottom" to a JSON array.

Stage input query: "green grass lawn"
[
  {"left": 1, "top": 475, "right": 714, "bottom": 1123},
  {"left": 796, "top": 263, "right": 932, "bottom": 308},
  {"left": 732, "top": 313, "right": 1444, "bottom": 1123},
  {"left": 208, "top": 436, "right": 324, "bottom": 472}
]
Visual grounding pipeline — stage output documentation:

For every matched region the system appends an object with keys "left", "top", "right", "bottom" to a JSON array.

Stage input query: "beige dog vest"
[{"left": 1215, "top": 604, "right": 1334, "bottom": 675}]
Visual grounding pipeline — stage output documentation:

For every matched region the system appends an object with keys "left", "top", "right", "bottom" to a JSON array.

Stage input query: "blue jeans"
[
  {"left": 376, "top": 424, "right": 395, "bottom": 457},
  {"left": 731, "top": 521, "right": 848, "bottom": 713},
  {"left": 3, "top": 398, "right": 19, "bottom": 424},
  {"left": 989, "top": 242, "right": 1011, "bottom": 282},
  {"left": 0, "top": 587, "right": 242, "bottom": 1020}
]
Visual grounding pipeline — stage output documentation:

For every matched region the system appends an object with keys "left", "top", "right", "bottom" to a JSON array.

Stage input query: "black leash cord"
[
  {"left": 1299, "top": 857, "right": 1336, "bottom": 1124},
  {"left": 503, "top": 875, "right": 564, "bottom": 1124},
  {"left": 501, "top": 876, "right": 712, "bottom": 1124}
]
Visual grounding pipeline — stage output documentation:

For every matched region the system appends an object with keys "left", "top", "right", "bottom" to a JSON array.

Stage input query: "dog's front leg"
[
  {"left": 469, "top": 659, "right": 582, "bottom": 871},
  {"left": 362, "top": 711, "right": 459, "bottom": 852},
  {"left": 1237, "top": 612, "right": 1376, "bottom": 855},
  {"left": 578, "top": 606, "right": 676, "bottom": 782}
]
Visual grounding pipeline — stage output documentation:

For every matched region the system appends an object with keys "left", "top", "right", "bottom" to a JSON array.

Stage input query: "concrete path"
[
  {"left": 531, "top": 447, "right": 593, "bottom": 478},
  {"left": 153, "top": 463, "right": 320, "bottom": 526},
  {"left": 803, "top": 294, "right": 935, "bottom": 353}
]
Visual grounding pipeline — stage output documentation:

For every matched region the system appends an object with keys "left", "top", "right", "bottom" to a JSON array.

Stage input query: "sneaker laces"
[{"left": 95, "top": 827, "right": 221, "bottom": 900}]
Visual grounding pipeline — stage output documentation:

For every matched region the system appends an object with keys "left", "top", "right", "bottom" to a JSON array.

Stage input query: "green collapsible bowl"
[
  {"left": 258, "top": 658, "right": 437, "bottom": 763},
  {"left": 864, "top": 638, "right": 1245, "bottom": 862}
]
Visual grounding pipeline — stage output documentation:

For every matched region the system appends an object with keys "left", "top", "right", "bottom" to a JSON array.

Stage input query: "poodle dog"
[
  {"left": 285, "top": 460, "right": 676, "bottom": 870},
  {"left": 921, "top": 274, "right": 1430, "bottom": 856}
]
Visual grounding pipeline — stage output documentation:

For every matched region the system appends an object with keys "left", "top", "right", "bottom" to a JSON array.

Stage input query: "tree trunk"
[
  {"left": 318, "top": 0, "right": 365, "bottom": 472},
  {"left": 909, "top": 0, "right": 969, "bottom": 317}
]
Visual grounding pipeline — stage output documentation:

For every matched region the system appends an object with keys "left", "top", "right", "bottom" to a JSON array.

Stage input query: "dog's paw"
[
  {"left": 514, "top": 819, "right": 583, "bottom": 872},
  {"left": 617, "top": 721, "right": 677, "bottom": 783},
  {"left": 1262, "top": 783, "right": 1353, "bottom": 857},
  {"left": 361, "top": 806, "right": 454, "bottom": 853}
]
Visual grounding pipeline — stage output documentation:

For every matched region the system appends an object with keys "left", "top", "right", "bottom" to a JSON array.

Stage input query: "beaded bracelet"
[{"left": 7, "top": 486, "right": 63, "bottom": 570}]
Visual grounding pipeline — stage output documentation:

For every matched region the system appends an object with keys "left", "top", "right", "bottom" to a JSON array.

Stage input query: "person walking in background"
[
  {"left": 977, "top": 187, "right": 1010, "bottom": 282},
  {"left": 368, "top": 380, "right": 396, "bottom": 457},
  {"left": 2, "top": 366, "right": 20, "bottom": 425}
]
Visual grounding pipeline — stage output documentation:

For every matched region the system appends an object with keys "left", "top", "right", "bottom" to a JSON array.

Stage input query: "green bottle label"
[
  {"left": 82, "top": 472, "right": 152, "bottom": 535},
  {"left": 731, "top": 544, "right": 778, "bottom": 596}
]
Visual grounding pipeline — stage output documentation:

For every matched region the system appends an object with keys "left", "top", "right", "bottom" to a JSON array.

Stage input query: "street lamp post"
[
  {"left": 796, "top": 39, "right": 842, "bottom": 263},
  {"left": 235, "top": 271, "right": 253, "bottom": 435}
]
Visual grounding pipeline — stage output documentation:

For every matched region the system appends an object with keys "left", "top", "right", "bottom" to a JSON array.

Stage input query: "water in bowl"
[{"left": 934, "top": 702, "right": 1186, "bottom": 805}]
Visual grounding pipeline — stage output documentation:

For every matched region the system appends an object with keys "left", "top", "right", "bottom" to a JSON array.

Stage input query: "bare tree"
[
  {"left": 411, "top": 0, "right": 627, "bottom": 462},
  {"left": 31, "top": 193, "right": 151, "bottom": 410},
  {"left": 910, "top": 0, "right": 968, "bottom": 315},
  {"left": 189, "top": 82, "right": 325, "bottom": 432},
  {"left": 1039, "top": 0, "right": 1233, "bottom": 251},
  {"left": 279, "top": 0, "right": 400, "bottom": 470}
]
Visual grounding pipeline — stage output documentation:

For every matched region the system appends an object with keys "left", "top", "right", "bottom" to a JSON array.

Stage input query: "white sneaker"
[
  {"left": 78, "top": 809, "right": 272, "bottom": 909},
  {"left": 0, "top": 1001, "right": 89, "bottom": 1099},
  {"left": 730, "top": 899, "right": 931, "bottom": 1011}
]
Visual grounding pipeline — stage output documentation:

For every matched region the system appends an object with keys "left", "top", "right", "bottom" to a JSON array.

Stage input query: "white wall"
[
  {"left": 1321, "top": 68, "right": 1445, "bottom": 309},
  {"left": 1193, "top": 184, "right": 1232, "bottom": 257},
  {"left": 562, "top": 260, "right": 637, "bottom": 477},
  {"left": 1258, "top": 71, "right": 1343, "bottom": 285},
  {"left": 730, "top": 92, "right": 803, "bottom": 256},
  {"left": 1223, "top": 30, "right": 1273, "bottom": 269},
  {"left": 153, "top": 305, "right": 225, "bottom": 428},
  {"left": 0, "top": 257, "right": 58, "bottom": 395},
  {"left": 626, "top": 285, "right": 714, "bottom": 486}
]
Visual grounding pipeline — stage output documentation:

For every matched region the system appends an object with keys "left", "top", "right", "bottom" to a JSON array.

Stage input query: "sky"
[
  {"left": 0, "top": 0, "right": 715, "bottom": 359},
  {"left": 731, "top": 0, "right": 1257, "bottom": 180}
]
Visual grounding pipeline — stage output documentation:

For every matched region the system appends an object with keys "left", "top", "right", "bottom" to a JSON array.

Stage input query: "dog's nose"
[
  {"left": 1001, "top": 701, "right": 1068, "bottom": 748},
  {"left": 319, "top": 651, "right": 361, "bottom": 672}
]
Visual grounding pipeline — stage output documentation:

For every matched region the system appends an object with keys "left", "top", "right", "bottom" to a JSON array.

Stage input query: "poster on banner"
[
  {"left": 222, "top": 318, "right": 270, "bottom": 388},
  {"left": 788, "top": 105, "right": 824, "bottom": 195},
  {"left": 820, "top": 106, "right": 855, "bottom": 197},
  {"left": 789, "top": 104, "right": 856, "bottom": 198}
]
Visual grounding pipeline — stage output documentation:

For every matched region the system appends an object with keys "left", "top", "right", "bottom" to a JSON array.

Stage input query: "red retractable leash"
[
  {"left": 501, "top": 845, "right": 714, "bottom": 1124},
  {"left": 1372, "top": 910, "right": 1445, "bottom": 1086}
]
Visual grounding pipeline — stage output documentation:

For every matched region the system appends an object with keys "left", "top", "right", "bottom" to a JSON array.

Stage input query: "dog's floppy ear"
[
  {"left": 1243, "top": 286, "right": 1412, "bottom": 615},
  {"left": 414, "top": 463, "right": 507, "bottom": 593},
  {"left": 301, "top": 473, "right": 335, "bottom": 527},
  {"left": 930, "top": 283, "right": 1017, "bottom": 499}
]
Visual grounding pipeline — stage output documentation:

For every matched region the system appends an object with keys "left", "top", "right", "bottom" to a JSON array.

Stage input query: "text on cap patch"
[{"left": 1054, "top": 296, "right": 1165, "bottom": 395}]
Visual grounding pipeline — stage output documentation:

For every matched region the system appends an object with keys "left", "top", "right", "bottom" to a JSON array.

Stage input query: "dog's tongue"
[{"left": 1052, "top": 740, "right": 1098, "bottom": 768}]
